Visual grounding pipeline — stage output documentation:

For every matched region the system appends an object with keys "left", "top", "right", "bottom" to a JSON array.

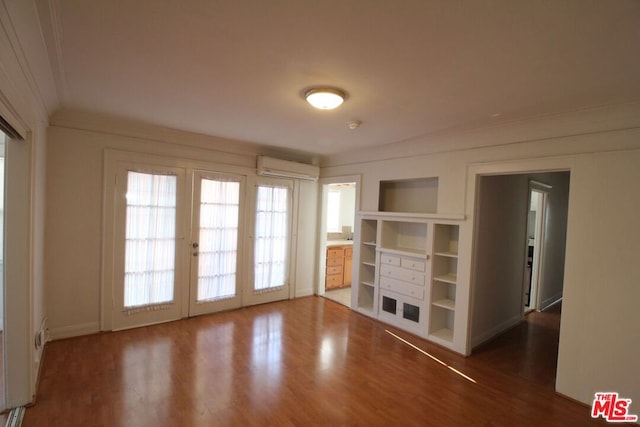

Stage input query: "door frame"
[
  {"left": 466, "top": 158, "right": 572, "bottom": 356},
  {"left": 2, "top": 132, "right": 33, "bottom": 408},
  {"left": 316, "top": 175, "right": 361, "bottom": 296},
  {"left": 523, "top": 180, "right": 551, "bottom": 311}
]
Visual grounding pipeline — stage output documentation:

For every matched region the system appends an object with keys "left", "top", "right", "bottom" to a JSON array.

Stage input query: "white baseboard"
[
  {"left": 49, "top": 321, "right": 100, "bottom": 340},
  {"left": 295, "top": 288, "right": 315, "bottom": 298},
  {"left": 471, "top": 314, "right": 523, "bottom": 349},
  {"left": 540, "top": 294, "right": 563, "bottom": 311}
]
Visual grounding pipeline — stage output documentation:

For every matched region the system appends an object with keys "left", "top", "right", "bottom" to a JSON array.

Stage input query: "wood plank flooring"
[{"left": 23, "top": 297, "right": 607, "bottom": 426}]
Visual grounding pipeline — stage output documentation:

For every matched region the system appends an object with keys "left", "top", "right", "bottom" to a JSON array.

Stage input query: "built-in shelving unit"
[
  {"left": 352, "top": 212, "right": 467, "bottom": 354},
  {"left": 354, "top": 218, "right": 379, "bottom": 314},
  {"left": 428, "top": 224, "right": 459, "bottom": 346}
]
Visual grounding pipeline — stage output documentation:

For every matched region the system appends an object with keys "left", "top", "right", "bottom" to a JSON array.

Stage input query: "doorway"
[
  {"left": 523, "top": 182, "right": 550, "bottom": 312},
  {"left": 318, "top": 178, "right": 359, "bottom": 307},
  {"left": 470, "top": 171, "right": 570, "bottom": 351}
]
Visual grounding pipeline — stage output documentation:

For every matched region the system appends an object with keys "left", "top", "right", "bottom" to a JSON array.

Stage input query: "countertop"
[{"left": 327, "top": 240, "right": 354, "bottom": 247}]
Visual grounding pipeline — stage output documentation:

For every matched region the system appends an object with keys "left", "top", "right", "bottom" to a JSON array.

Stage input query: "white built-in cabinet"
[{"left": 352, "top": 211, "right": 467, "bottom": 354}]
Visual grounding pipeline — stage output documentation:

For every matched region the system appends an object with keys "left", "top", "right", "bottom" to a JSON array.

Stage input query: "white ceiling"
[{"left": 39, "top": 0, "right": 640, "bottom": 156}]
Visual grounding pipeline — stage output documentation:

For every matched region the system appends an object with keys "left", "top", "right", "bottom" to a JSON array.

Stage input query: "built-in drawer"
[
  {"left": 380, "top": 276, "right": 425, "bottom": 300},
  {"left": 380, "top": 264, "right": 425, "bottom": 286},
  {"left": 380, "top": 253, "right": 401, "bottom": 266},
  {"left": 327, "top": 247, "right": 344, "bottom": 259},
  {"left": 326, "top": 274, "right": 342, "bottom": 287},
  {"left": 327, "top": 265, "right": 343, "bottom": 275},
  {"left": 327, "top": 257, "right": 343, "bottom": 267},
  {"left": 401, "top": 258, "right": 426, "bottom": 272}
]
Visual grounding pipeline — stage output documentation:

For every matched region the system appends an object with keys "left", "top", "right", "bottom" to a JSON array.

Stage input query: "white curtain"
[
  {"left": 254, "top": 185, "right": 289, "bottom": 291},
  {"left": 124, "top": 171, "right": 176, "bottom": 309},
  {"left": 197, "top": 178, "right": 240, "bottom": 302}
]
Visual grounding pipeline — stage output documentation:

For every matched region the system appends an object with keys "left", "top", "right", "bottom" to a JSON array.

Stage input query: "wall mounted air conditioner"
[{"left": 256, "top": 156, "right": 319, "bottom": 181}]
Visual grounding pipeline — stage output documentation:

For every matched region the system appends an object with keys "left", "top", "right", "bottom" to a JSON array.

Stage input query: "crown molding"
[{"left": 35, "top": 0, "right": 67, "bottom": 103}]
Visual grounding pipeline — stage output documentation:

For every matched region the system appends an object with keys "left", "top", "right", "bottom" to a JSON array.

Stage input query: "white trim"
[
  {"left": 358, "top": 210, "right": 465, "bottom": 221},
  {"left": 48, "top": 322, "right": 100, "bottom": 341},
  {"left": 465, "top": 155, "right": 576, "bottom": 355},
  {"left": 34, "top": 0, "right": 67, "bottom": 102},
  {"left": 470, "top": 314, "right": 522, "bottom": 349},
  {"left": 0, "top": 0, "right": 51, "bottom": 120},
  {"left": 317, "top": 175, "right": 361, "bottom": 297},
  {"left": 540, "top": 294, "right": 563, "bottom": 312}
]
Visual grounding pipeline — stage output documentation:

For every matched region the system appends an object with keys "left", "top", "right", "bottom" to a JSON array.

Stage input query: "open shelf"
[
  {"left": 434, "top": 251, "right": 458, "bottom": 258},
  {"left": 429, "top": 305, "right": 455, "bottom": 343},
  {"left": 433, "top": 273, "right": 457, "bottom": 284},
  {"left": 360, "top": 243, "right": 377, "bottom": 265},
  {"left": 430, "top": 327, "right": 453, "bottom": 343},
  {"left": 433, "top": 224, "right": 459, "bottom": 256},
  {"left": 361, "top": 219, "right": 378, "bottom": 245},
  {"left": 357, "top": 283, "right": 375, "bottom": 312},
  {"left": 380, "top": 220, "right": 427, "bottom": 255},
  {"left": 432, "top": 299, "right": 455, "bottom": 311}
]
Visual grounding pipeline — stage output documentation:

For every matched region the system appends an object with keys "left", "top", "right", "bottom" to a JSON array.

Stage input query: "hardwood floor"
[{"left": 23, "top": 297, "right": 607, "bottom": 426}]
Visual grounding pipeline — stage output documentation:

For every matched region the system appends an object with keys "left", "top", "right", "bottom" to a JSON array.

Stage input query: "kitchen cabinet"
[{"left": 325, "top": 245, "right": 353, "bottom": 290}]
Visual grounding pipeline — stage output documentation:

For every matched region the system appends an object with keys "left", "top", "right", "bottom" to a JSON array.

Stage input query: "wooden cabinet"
[{"left": 325, "top": 245, "right": 353, "bottom": 290}]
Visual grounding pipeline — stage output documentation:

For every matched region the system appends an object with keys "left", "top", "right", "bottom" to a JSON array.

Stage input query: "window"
[{"left": 327, "top": 189, "right": 341, "bottom": 232}]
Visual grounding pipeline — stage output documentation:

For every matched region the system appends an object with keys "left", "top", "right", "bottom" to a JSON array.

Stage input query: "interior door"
[
  {"left": 244, "top": 178, "right": 293, "bottom": 306},
  {"left": 112, "top": 166, "right": 188, "bottom": 330},
  {"left": 188, "top": 171, "right": 245, "bottom": 316}
]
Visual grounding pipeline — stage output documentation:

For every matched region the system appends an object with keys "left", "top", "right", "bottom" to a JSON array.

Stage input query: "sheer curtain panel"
[
  {"left": 197, "top": 178, "right": 240, "bottom": 302},
  {"left": 254, "top": 185, "right": 289, "bottom": 291},
  {"left": 124, "top": 171, "right": 177, "bottom": 310}
]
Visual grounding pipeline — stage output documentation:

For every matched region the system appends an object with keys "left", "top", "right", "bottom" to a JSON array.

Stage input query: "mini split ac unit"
[{"left": 256, "top": 156, "right": 319, "bottom": 181}]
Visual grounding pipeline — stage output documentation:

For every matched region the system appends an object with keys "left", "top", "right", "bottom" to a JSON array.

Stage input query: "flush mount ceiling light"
[{"left": 305, "top": 88, "right": 346, "bottom": 110}]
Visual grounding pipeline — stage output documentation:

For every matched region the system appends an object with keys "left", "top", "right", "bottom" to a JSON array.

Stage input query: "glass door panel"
[
  {"left": 189, "top": 172, "right": 244, "bottom": 315},
  {"left": 112, "top": 167, "right": 186, "bottom": 330},
  {"left": 245, "top": 179, "right": 292, "bottom": 306}
]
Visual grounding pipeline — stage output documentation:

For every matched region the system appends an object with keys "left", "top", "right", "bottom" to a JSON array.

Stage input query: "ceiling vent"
[{"left": 256, "top": 156, "right": 319, "bottom": 181}]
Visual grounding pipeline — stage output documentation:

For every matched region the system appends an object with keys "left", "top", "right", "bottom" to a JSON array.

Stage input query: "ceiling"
[{"left": 38, "top": 0, "right": 640, "bottom": 156}]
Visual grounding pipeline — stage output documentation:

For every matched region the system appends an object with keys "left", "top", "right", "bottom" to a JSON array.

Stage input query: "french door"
[
  {"left": 106, "top": 157, "right": 291, "bottom": 330},
  {"left": 244, "top": 178, "right": 293, "bottom": 306},
  {"left": 111, "top": 165, "right": 188, "bottom": 330},
  {"left": 188, "top": 171, "right": 245, "bottom": 316}
]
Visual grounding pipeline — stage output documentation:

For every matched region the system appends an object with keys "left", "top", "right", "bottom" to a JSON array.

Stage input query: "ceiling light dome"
[{"left": 305, "top": 88, "right": 345, "bottom": 110}]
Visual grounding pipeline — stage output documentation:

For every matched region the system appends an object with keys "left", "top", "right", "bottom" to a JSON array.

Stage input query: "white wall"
[
  {"left": 45, "top": 112, "right": 319, "bottom": 338},
  {"left": 320, "top": 103, "right": 640, "bottom": 406},
  {"left": 529, "top": 172, "right": 570, "bottom": 309},
  {"left": 0, "top": 0, "right": 55, "bottom": 406},
  {"left": 471, "top": 174, "right": 529, "bottom": 347}
]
